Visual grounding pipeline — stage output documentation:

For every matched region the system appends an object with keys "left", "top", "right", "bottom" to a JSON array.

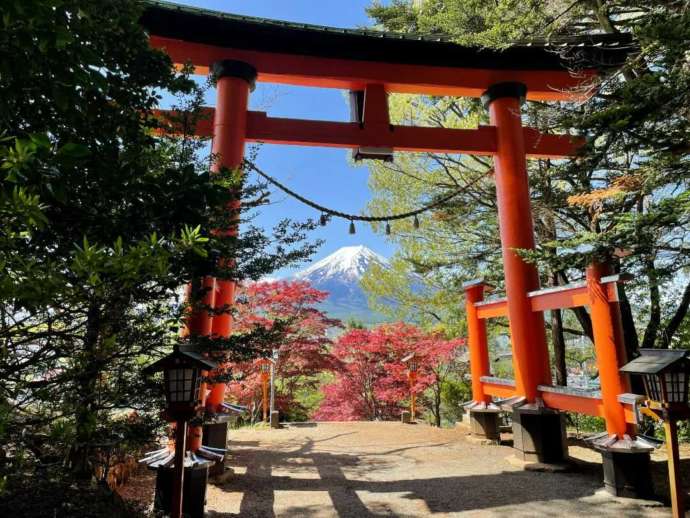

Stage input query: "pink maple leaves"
[
  {"left": 226, "top": 280, "right": 339, "bottom": 419},
  {"left": 314, "top": 322, "right": 463, "bottom": 421}
]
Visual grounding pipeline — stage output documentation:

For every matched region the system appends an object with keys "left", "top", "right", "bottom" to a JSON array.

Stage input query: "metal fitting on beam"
[
  {"left": 211, "top": 60, "right": 258, "bottom": 90},
  {"left": 480, "top": 81, "right": 527, "bottom": 107}
]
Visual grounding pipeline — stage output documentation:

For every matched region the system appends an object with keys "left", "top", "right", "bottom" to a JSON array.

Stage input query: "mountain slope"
[{"left": 292, "top": 245, "right": 388, "bottom": 322}]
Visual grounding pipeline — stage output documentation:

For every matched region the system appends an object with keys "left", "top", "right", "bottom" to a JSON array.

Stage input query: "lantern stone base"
[
  {"left": 270, "top": 410, "right": 280, "bottom": 429},
  {"left": 600, "top": 450, "right": 654, "bottom": 499},
  {"left": 469, "top": 409, "right": 500, "bottom": 441},
  {"left": 154, "top": 465, "right": 209, "bottom": 518},
  {"left": 202, "top": 422, "right": 228, "bottom": 477},
  {"left": 511, "top": 407, "right": 568, "bottom": 463}
]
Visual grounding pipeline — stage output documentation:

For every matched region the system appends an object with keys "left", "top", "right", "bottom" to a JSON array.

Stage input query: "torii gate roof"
[{"left": 141, "top": 1, "right": 633, "bottom": 101}]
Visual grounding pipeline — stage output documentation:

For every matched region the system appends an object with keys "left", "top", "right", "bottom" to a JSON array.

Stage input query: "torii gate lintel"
[{"left": 143, "top": 1, "right": 652, "bottom": 498}]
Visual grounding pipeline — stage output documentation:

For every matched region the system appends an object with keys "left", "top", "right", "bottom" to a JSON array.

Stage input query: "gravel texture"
[{"left": 203, "top": 421, "right": 673, "bottom": 517}]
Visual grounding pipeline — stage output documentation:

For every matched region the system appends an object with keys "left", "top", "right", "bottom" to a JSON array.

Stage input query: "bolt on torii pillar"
[{"left": 482, "top": 82, "right": 567, "bottom": 463}]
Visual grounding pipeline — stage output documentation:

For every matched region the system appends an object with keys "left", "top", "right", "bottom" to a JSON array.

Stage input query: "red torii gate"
[{"left": 142, "top": 0, "right": 651, "bottom": 497}]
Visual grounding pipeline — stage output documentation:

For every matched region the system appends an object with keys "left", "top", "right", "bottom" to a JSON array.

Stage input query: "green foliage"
[
  {"left": 289, "top": 372, "right": 334, "bottom": 422},
  {"left": 566, "top": 412, "right": 606, "bottom": 435},
  {"left": 0, "top": 0, "right": 318, "bottom": 498},
  {"left": 363, "top": 0, "right": 690, "bottom": 378},
  {"left": 368, "top": 0, "right": 551, "bottom": 46},
  {"left": 0, "top": 472, "right": 148, "bottom": 518},
  {"left": 345, "top": 318, "right": 367, "bottom": 330},
  {"left": 439, "top": 377, "right": 471, "bottom": 424}
]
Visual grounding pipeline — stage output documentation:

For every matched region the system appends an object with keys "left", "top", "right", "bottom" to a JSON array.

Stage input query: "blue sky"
[{"left": 166, "top": 0, "right": 397, "bottom": 275}]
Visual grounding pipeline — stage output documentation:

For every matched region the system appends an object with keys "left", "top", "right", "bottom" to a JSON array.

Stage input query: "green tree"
[
  {"left": 0, "top": 0, "right": 317, "bottom": 505},
  {"left": 363, "top": 1, "right": 690, "bottom": 388},
  {"left": 539, "top": 2, "right": 690, "bottom": 355}
]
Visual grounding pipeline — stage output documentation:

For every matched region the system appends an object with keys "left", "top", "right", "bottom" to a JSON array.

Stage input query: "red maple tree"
[
  {"left": 226, "top": 280, "right": 340, "bottom": 421},
  {"left": 313, "top": 322, "right": 463, "bottom": 423}
]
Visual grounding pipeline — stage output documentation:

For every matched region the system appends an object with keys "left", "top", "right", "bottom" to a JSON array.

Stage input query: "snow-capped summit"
[
  {"left": 294, "top": 245, "right": 388, "bottom": 283},
  {"left": 291, "top": 245, "right": 389, "bottom": 322}
]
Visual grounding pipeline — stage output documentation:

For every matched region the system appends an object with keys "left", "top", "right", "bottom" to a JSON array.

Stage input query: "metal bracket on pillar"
[
  {"left": 211, "top": 60, "right": 258, "bottom": 90},
  {"left": 480, "top": 82, "right": 527, "bottom": 107}
]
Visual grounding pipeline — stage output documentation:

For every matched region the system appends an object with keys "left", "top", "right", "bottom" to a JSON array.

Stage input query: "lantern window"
[
  {"left": 665, "top": 372, "right": 686, "bottom": 404},
  {"left": 620, "top": 348, "right": 690, "bottom": 405},
  {"left": 166, "top": 367, "right": 200, "bottom": 404}
]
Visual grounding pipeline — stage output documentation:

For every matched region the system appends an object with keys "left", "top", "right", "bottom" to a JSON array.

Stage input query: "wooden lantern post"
[
  {"left": 143, "top": 348, "right": 217, "bottom": 518},
  {"left": 621, "top": 348, "right": 690, "bottom": 518},
  {"left": 402, "top": 353, "right": 419, "bottom": 421},
  {"left": 257, "top": 358, "right": 273, "bottom": 422}
]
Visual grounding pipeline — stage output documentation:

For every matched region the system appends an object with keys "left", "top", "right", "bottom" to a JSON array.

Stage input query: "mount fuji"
[{"left": 291, "top": 245, "right": 389, "bottom": 322}]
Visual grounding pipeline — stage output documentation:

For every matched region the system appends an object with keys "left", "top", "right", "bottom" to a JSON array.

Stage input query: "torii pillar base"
[
  {"left": 469, "top": 409, "right": 501, "bottom": 441},
  {"left": 202, "top": 421, "right": 229, "bottom": 477},
  {"left": 512, "top": 407, "right": 568, "bottom": 464},
  {"left": 600, "top": 449, "right": 654, "bottom": 499}
]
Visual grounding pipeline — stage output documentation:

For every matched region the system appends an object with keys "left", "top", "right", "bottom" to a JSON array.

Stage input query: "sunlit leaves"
[{"left": 314, "top": 322, "right": 462, "bottom": 421}]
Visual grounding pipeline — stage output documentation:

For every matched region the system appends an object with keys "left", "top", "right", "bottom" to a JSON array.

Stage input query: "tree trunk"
[
  {"left": 537, "top": 182, "right": 567, "bottom": 385},
  {"left": 69, "top": 302, "right": 101, "bottom": 479},
  {"left": 549, "top": 272, "right": 567, "bottom": 386},
  {"left": 661, "top": 280, "right": 690, "bottom": 348},
  {"left": 641, "top": 256, "right": 661, "bottom": 349},
  {"left": 434, "top": 381, "right": 442, "bottom": 427},
  {"left": 557, "top": 270, "right": 594, "bottom": 341},
  {"left": 612, "top": 263, "right": 644, "bottom": 394},
  {"left": 552, "top": 311, "right": 567, "bottom": 386},
  {"left": 610, "top": 257, "right": 641, "bottom": 362}
]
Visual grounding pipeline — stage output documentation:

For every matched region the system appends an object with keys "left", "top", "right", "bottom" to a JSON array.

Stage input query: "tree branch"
[{"left": 661, "top": 279, "right": 690, "bottom": 348}]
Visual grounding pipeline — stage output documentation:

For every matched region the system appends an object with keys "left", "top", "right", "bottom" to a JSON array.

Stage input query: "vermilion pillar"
[
  {"left": 586, "top": 262, "right": 628, "bottom": 437},
  {"left": 188, "top": 61, "right": 256, "bottom": 454},
  {"left": 182, "top": 276, "right": 216, "bottom": 338},
  {"left": 205, "top": 60, "right": 256, "bottom": 413},
  {"left": 182, "top": 276, "right": 215, "bottom": 455},
  {"left": 483, "top": 82, "right": 551, "bottom": 401},
  {"left": 463, "top": 280, "right": 491, "bottom": 404}
]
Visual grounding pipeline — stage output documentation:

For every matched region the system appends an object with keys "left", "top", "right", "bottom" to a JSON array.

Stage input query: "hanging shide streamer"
[{"left": 349, "top": 220, "right": 356, "bottom": 234}]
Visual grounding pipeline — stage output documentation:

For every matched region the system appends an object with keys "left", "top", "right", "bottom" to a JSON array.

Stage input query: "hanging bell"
[
  {"left": 413, "top": 215, "right": 420, "bottom": 229},
  {"left": 385, "top": 221, "right": 391, "bottom": 235},
  {"left": 320, "top": 213, "right": 328, "bottom": 226},
  {"left": 349, "top": 220, "right": 356, "bottom": 235}
]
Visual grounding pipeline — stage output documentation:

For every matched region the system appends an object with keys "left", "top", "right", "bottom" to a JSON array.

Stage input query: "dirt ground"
[{"left": 194, "top": 421, "right": 676, "bottom": 517}]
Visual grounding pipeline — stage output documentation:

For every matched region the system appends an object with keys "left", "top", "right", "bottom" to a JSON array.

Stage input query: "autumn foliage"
[
  {"left": 313, "top": 323, "right": 463, "bottom": 422},
  {"left": 226, "top": 280, "right": 340, "bottom": 420}
]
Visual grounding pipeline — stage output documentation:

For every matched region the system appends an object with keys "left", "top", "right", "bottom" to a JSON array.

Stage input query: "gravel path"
[{"left": 204, "top": 421, "right": 671, "bottom": 517}]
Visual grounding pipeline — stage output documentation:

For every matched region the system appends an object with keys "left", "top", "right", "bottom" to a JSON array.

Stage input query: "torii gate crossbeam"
[{"left": 141, "top": 0, "right": 652, "bottom": 499}]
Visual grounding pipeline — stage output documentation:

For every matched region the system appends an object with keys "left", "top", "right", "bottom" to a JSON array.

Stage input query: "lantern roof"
[
  {"left": 143, "top": 346, "right": 217, "bottom": 374},
  {"left": 141, "top": 0, "right": 634, "bottom": 72},
  {"left": 620, "top": 348, "right": 690, "bottom": 376}
]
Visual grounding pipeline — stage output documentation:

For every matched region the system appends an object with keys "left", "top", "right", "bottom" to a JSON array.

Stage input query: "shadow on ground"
[{"left": 205, "top": 429, "right": 666, "bottom": 518}]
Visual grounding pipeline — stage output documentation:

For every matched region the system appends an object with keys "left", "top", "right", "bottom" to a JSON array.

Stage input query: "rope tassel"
[{"left": 349, "top": 220, "right": 356, "bottom": 235}]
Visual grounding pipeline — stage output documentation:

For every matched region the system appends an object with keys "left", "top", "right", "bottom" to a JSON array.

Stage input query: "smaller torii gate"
[{"left": 141, "top": 0, "right": 652, "bottom": 498}]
